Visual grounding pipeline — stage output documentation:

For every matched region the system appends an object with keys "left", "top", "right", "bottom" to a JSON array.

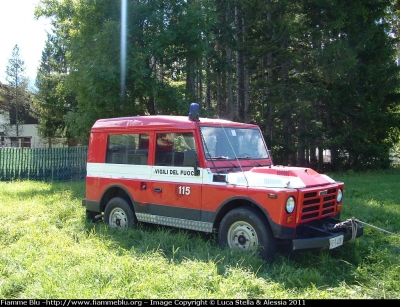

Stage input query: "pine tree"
[
  {"left": 33, "top": 33, "right": 70, "bottom": 148},
  {"left": 4, "top": 44, "right": 29, "bottom": 142}
]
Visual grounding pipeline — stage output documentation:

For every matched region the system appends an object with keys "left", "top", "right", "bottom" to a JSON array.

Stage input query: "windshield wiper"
[
  {"left": 236, "top": 156, "right": 263, "bottom": 166},
  {"left": 210, "top": 156, "right": 229, "bottom": 160}
]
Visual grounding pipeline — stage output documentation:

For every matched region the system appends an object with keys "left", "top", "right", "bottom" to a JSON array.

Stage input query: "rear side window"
[{"left": 106, "top": 134, "right": 150, "bottom": 165}]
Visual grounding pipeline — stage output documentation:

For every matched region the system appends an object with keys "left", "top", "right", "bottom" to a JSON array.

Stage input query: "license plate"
[{"left": 329, "top": 235, "right": 344, "bottom": 249}]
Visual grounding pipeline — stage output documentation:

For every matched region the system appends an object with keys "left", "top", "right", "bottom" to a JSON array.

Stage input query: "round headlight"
[
  {"left": 337, "top": 189, "right": 343, "bottom": 202},
  {"left": 286, "top": 196, "right": 295, "bottom": 213}
]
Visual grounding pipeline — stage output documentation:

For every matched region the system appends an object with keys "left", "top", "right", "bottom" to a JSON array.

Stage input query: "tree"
[
  {"left": 33, "top": 32, "right": 74, "bottom": 148},
  {"left": 34, "top": 0, "right": 400, "bottom": 169},
  {"left": 4, "top": 44, "right": 31, "bottom": 142},
  {"left": 300, "top": 0, "right": 400, "bottom": 170},
  {"left": 35, "top": 0, "right": 216, "bottom": 143}
]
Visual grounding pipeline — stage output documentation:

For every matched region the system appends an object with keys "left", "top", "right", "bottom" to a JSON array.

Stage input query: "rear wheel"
[
  {"left": 218, "top": 207, "right": 276, "bottom": 261},
  {"left": 104, "top": 197, "right": 136, "bottom": 229}
]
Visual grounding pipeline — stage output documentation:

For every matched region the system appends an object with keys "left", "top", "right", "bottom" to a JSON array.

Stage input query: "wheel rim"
[
  {"left": 227, "top": 221, "right": 258, "bottom": 250},
  {"left": 109, "top": 207, "right": 128, "bottom": 229}
]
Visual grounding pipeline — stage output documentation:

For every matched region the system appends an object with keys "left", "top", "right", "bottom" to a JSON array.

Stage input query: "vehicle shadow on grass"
[{"left": 83, "top": 217, "right": 368, "bottom": 292}]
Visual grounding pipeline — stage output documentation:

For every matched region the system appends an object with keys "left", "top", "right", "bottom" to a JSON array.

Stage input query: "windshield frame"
[{"left": 200, "top": 126, "right": 270, "bottom": 161}]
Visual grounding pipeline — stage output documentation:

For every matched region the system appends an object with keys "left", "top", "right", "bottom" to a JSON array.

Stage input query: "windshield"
[{"left": 200, "top": 126, "right": 269, "bottom": 160}]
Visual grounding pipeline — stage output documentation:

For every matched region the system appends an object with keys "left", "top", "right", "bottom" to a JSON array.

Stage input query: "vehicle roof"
[{"left": 90, "top": 115, "right": 260, "bottom": 132}]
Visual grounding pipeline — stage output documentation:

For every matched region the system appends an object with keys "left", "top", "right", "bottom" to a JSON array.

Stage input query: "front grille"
[{"left": 299, "top": 187, "right": 337, "bottom": 222}]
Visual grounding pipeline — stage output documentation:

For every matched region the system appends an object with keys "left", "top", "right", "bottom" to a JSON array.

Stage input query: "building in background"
[
  {"left": 0, "top": 111, "right": 58, "bottom": 148},
  {"left": 0, "top": 83, "right": 65, "bottom": 148}
]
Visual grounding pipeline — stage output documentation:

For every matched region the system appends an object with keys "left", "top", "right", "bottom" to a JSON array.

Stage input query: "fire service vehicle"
[{"left": 82, "top": 103, "right": 363, "bottom": 260}]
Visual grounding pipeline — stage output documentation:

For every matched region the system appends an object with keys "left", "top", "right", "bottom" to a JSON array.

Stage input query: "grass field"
[{"left": 0, "top": 169, "right": 399, "bottom": 299}]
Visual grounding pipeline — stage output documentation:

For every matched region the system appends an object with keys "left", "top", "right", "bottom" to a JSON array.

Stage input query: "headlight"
[
  {"left": 286, "top": 196, "right": 295, "bottom": 213},
  {"left": 337, "top": 189, "right": 343, "bottom": 202}
]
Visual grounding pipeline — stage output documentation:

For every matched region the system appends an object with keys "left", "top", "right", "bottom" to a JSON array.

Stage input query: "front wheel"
[
  {"left": 218, "top": 207, "right": 276, "bottom": 261},
  {"left": 104, "top": 197, "right": 136, "bottom": 230}
]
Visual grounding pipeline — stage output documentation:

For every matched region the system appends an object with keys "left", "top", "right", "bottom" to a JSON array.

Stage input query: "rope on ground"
[{"left": 354, "top": 217, "right": 400, "bottom": 237}]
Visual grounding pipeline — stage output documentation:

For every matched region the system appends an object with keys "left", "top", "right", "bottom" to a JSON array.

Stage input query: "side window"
[
  {"left": 155, "top": 132, "right": 196, "bottom": 166},
  {"left": 106, "top": 134, "right": 149, "bottom": 165}
]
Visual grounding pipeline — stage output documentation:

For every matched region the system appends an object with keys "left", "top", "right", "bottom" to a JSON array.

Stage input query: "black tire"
[
  {"left": 218, "top": 207, "right": 276, "bottom": 261},
  {"left": 104, "top": 197, "right": 136, "bottom": 230}
]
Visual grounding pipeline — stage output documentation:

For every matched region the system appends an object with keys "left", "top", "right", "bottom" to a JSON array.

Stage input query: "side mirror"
[{"left": 183, "top": 150, "right": 199, "bottom": 175}]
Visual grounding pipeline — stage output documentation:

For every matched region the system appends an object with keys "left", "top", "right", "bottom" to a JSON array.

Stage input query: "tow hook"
[
  {"left": 334, "top": 217, "right": 360, "bottom": 240},
  {"left": 334, "top": 217, "right": 356, "bottom": 229},
  {"left": 94, "top": 214, "right": 104, "bottom": 222}
]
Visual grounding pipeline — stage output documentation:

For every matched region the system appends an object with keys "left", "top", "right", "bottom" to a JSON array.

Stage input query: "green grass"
[{"left": 1, "top": 169, "right": 399, "bottom": 299}]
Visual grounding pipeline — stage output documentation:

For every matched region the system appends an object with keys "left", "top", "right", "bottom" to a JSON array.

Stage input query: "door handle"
[{"left": 154, "top": 188, "right": 162, "bottom": 193}]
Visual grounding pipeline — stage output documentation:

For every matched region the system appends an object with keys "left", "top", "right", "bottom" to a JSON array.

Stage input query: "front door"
[{"left": 137, "top": 132, "right": 203, "bottom": 225}]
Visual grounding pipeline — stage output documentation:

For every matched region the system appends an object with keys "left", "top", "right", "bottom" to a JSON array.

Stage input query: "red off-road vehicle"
[{"left": 82, "top": 103, "right": 363, "bottom": 260}]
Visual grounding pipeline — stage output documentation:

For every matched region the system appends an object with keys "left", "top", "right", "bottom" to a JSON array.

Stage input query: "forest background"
[{"left": 2, "top": 0, "right": 400, "bottom": 172}]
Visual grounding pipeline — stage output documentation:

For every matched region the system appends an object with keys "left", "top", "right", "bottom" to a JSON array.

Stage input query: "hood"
[{"left": 226, "top": 166, "right": 336, "bottom": 188}]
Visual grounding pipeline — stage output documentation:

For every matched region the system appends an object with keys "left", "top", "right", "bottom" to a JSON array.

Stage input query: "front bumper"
[{"left": 292, "top": 217, "right": 363, "bottom": 251}]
